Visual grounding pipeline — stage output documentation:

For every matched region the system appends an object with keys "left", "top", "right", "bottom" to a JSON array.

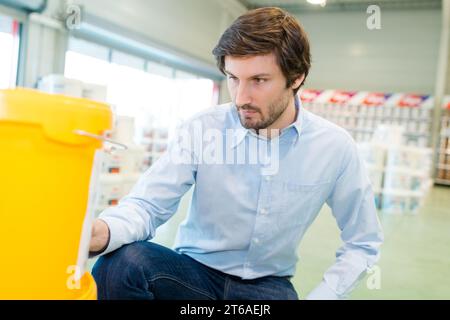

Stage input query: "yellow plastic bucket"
[{"left": 0, "top": 88, "right": 112, "bottom": 299}]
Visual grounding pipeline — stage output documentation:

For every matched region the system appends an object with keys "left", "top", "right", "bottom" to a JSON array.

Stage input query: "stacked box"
[
  {"left": 356, "top": 141, "right": 433, "bottom": 214},
  {"left": 381, "top": 146, "right": 433, "bottom": 214},
  {"left": 94, "top": 116, "right": 146, "bottom": 215}
]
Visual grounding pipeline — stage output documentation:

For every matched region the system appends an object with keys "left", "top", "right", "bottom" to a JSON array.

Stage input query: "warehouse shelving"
[
  {"left": 140, "top": 127, "right": 169, "bottom": 169},
  {"left": 301, "top": 90, "right": 434, "bottom": 147},
  {"left": 436, "top": 98, "right": 450, "bottom": 186},
  {"left": 94, "top": 116, "right": 146, "bottom": 215}
]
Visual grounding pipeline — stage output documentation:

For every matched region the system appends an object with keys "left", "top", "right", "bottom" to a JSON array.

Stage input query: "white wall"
[
  {"left": 73, "top": 0, "right": 234, "bottom": 64},
  {"left": 297, "top": 9, "right": 442, "bottom": 94}
]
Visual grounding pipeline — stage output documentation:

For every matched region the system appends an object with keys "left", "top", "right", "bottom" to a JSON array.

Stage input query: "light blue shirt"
[{"left": 99, "top": 97, "right": 384, "bottom": 300}]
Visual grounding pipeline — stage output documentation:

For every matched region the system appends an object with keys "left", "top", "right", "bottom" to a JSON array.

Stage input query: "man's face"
[{"left": 225, "top": 53, "right": 296, "bottom": 131}]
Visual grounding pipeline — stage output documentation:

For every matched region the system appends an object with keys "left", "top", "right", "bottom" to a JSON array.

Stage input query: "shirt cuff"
[
  {"left": 92, "top": 217, "right": 126, "bottom": 256},
  {"left": 305, "top": 281, "right": 342, "bottom": 300},
  {"left": 88, "top": 229, "right": 110, "bottom": 258}
]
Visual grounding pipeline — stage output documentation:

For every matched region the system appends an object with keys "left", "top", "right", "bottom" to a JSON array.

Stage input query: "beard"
[{"left": 236, "top": 90, "right": 291, "bottom": 131}]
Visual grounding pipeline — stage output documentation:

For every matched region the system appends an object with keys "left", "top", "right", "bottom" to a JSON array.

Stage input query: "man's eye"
[{"left": 255, "top": 78, "right": 266, "bottom": 83}]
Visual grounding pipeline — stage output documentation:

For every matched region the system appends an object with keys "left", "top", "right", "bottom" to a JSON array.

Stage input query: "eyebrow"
[{"left": 224, "top": 70, "right": 271, "bottom": 78}]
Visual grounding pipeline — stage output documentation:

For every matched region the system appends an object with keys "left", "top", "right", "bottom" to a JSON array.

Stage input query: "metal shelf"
[
  {"left": 435, "top": 178, "right": 450, "bottom": 186},
  {"left": 404, "top": 132, "right": 430, "bottom": 137}
]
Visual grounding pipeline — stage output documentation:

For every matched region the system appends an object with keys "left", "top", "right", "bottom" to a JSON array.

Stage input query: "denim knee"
[{"left": 92, "top": 242, "right": 158, "bottom": 299}]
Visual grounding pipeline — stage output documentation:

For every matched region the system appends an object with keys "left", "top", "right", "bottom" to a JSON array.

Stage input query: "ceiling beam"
[{"left": 244, "top": 0, "right": 442, "bottom": 13}]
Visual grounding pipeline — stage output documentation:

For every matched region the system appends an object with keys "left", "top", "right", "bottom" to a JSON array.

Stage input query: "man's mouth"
[
  {"left": 241, "top": 109, "right": 257, "bottom": 116},
  {"left": 239, "top": 108, "right": 259, "bottom": 117}
]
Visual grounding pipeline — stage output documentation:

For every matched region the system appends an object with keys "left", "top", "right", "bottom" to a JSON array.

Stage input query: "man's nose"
[{"left": 235, "top": 82, "right": 252, "bottom": 107}]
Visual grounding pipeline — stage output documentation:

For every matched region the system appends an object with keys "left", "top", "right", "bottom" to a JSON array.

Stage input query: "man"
[{"left": 90, "top": 7, "right": 383, "bottom": 300}]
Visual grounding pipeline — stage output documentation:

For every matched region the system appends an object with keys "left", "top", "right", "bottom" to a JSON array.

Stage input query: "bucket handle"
[{"left": 74, "top": 130, "right": 128, "bottom": 151}]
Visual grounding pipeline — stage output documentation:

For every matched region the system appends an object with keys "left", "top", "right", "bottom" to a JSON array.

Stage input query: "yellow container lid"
[{"left": 0, "top": 88, "right": 113, "bottom": 145}]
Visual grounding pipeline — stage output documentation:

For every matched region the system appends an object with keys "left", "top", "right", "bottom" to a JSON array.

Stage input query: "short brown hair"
[{"left": 212, "top": 7, "right": 311, "bottom": 95}]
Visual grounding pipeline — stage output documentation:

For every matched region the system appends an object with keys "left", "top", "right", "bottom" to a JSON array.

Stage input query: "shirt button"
[
  {"left": 260, "top": 208, "right": 268, "bottom": 215},
  {"left": 264, "top": 176, "right": 272, "bottom": 182},
  {"left": 253, "top": 238, "right": 260, "bottom": 244}
]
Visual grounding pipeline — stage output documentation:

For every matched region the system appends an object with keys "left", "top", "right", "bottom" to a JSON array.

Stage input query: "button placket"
[{"left": 245, "top": 174, "right": 271, "bottom": 269}]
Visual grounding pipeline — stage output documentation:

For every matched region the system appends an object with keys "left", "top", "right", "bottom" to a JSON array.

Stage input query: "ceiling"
[{"left": 236, "top": 0, "right": 442, "bottom": 12}]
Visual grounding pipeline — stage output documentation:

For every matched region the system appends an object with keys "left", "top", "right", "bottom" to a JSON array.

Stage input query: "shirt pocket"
[{"left": 270, "top": 181, "right": 331, "bottom": 231}]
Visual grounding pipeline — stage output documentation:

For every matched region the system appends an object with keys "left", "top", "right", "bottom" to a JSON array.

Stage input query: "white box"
[
  {"left": 381, "top": 190, "right": 424, "bottom": 214},
  {"left": 82, "top": 83, "right": 108, "bottom": 103},
  {"left": 357, "top": 143, "right": 386, "bottom": 167},
  {"left": 367, "top": 168, "right": 384, "bottom": 191},
  {"left": 385, "top": 146, "right": 432, "bottom": 171},
  {"left": 116, "top": 146, "right": 146, "bottom": 175},
  {"left": 122, "top": 173, "right": 141, "bottom": 194},
  {"left": 383, "top": 171, "right": 430, "bottom": 191},
  {"left": 38, "top": 74, "right": 83, "bottom": 98},
  {"left": 97, "top": 174, "right": 124, "bottom": 208},
  {"left": 101, "top": 151, "right": 124, "bottom": 174}
]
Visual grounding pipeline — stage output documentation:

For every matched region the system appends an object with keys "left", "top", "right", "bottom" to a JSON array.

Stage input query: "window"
[
  {"left": 64, "top": 39, "right": 111, "bottom": 85},
  {"left": 64, "top": 38, "right": 218, "bottom": 141},
  {"left": 0, "top": 15, "right": 20, "bottom": 89}
]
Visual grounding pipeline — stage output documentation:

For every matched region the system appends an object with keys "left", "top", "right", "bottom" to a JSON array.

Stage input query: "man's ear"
[{"left": 292, "top": 74, "right": 305, "bottom": 91}]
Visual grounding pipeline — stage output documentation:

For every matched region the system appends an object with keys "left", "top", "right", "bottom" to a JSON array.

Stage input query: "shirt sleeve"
[
  {"left": 97, "top": 123, "right": 198, "bottom": 256},
  {"left": 306, "top": 139, "right": 384, "bottom": 300}
]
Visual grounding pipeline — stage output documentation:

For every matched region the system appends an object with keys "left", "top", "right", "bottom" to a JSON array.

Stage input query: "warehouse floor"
[
  {"left": 292, "top": 185, "right": 450, "bottom": 300},
  {"left": 89, "top": 186, "right": 450, "bottom": 300}
]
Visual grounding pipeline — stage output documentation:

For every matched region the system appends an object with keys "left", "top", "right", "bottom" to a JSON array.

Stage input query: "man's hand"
[{"left": 89, "top": 219, "right": 110, "bottom": 253}]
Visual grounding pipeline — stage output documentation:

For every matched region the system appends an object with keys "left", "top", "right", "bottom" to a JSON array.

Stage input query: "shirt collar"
[
  {"left": 284, "top": 95, "right": 303, "bottom": 137},
  {"left": 230, "top": 95, "right": 303, "bottom": 149}
]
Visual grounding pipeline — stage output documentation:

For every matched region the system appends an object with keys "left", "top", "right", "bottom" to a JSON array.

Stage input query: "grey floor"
[{"left": 88, "top": 186, "right": 450, "bottom": 300}]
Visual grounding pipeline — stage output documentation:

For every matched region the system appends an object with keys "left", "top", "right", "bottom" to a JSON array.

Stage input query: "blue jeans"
[{"left": 92, "top": 241, "right": 299, "bottom": 300}]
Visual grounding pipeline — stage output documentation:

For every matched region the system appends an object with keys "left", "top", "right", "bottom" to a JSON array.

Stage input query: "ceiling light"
[{"left": 307, "top": 0, "right": 327, "bottom": 7}]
